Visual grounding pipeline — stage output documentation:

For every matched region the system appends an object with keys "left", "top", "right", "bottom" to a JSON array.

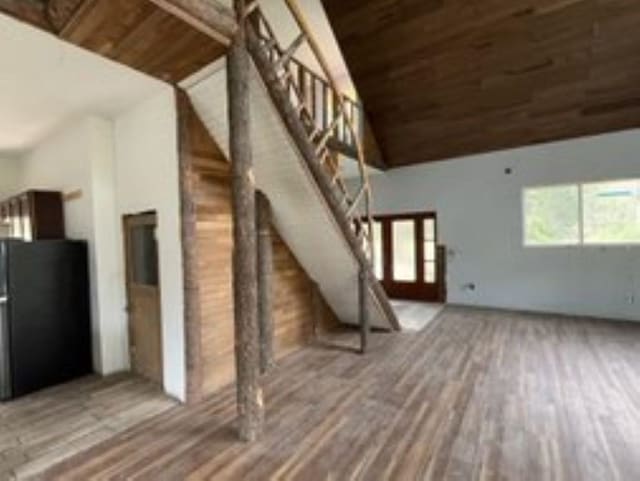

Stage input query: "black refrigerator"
[{"left": 0, "top": 239, "right": 93, "bottom": 401}]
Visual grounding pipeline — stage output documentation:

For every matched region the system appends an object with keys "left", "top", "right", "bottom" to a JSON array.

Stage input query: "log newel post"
[
  {"left": 228, "top": 0, "right": 264, "bottom": 442},
  {"left": 256, "top": 190, "right": 274, "bottom": 374},
  {"left": 359, "top": 266, "right": 370, "bottom": 354}
]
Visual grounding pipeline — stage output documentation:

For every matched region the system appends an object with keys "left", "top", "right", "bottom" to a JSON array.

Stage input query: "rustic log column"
[
  {"left": 228, "top": 0, "right": 264, "bottom": 442},
  {"left": 359, "top": 266, "right": 370, "bottom": 354},
  {"left": 256, "top": 191, "right": 274, "bottom": 374},
  {"left": 176, "top": 90, "right": 204, "bottom": 404}
]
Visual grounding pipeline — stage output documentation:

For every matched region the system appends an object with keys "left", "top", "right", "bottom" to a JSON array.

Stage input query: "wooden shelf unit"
[{"left": 0, "top": 190, "right": 65, "bottom": 241}]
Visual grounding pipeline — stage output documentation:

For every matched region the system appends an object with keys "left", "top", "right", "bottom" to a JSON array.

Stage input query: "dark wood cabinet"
[{"left": 0, "top": 190, "right": 65, "bottom": 241}]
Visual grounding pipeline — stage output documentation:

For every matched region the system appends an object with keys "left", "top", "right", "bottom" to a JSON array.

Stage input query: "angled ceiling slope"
[{"left": 322, "top": 0, "right": 640, "bottom": 167}]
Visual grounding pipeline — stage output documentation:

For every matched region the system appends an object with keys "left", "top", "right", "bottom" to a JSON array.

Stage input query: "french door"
[{"left": 368, "top": 212, "right": 444, "bottom": 302}]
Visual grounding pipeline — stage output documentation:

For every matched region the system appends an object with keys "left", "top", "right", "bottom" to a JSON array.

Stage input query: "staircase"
[{"left": 182, "top": 0, "right": 399, "bottom": 331}]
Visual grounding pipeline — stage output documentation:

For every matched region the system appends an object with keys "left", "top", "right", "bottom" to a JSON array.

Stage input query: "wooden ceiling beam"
[
  {"left": 145, "top": 0, "right": 236, "bottom": 46},
  {"left": 0, "top": 0, "right": 51, "bottom": 30}
]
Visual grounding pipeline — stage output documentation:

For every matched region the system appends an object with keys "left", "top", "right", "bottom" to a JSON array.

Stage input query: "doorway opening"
[{"left": 368, "top": 212, "right": 446, "bottom": 303}]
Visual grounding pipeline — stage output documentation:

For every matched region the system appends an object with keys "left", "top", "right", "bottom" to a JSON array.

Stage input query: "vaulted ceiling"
[{"left": 322, "top": 0, "right": 640, "bottom": 167}]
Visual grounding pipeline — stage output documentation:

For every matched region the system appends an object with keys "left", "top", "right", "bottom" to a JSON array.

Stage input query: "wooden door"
[
  {"left": 369, "top": 212, "right": 445, "bottom": 302},
  {"left": 123, "top": 213, "right": 163, "bottom": 384}
]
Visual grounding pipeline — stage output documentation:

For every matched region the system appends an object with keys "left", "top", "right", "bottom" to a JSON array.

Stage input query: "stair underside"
[{"left": 182, "top": 59, "right": 393, "bottom": 330}]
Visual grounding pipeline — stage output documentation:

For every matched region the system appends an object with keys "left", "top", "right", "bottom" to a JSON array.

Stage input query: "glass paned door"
[
  {"left": 392, "top": 220, "right": 417, "bottom": 281},
  {"left": 372, "top": 212, "right": 443, "bottom": 302}
]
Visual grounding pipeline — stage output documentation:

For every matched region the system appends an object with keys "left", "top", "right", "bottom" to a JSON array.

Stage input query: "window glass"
[
  {"left": 131, "top": 225, "right": 159, "bottom": 286},
  {"left": 424, "top": 242, "right": 436, "bottom": 262},
  {"left": 392, "top": 220, "right": 416, "bottom": 281},
  {"left": 372, "top": 221, "right": 384, "bottom": 280},
  {"left": 424, "top": 261, "right": 436, "bottom": 283},
  {"left": 582, "top": 180, "right": 640, "bottom": 244},
  {"left": 424, "top": 218, "right": 435, "bottom": 241},
  {"left": 524, "top": 185, "right": 580, "bottom": 246}
]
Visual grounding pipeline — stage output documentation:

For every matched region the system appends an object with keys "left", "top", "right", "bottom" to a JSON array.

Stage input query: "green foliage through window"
[
  {"left": 583, "top": 180, "right": 640, "bottom": 244},
  {"left": 524, "top": 179, "right": 640, "bottom": 246},
  {"left": 524, "top": 185, "right": 580, "bottom": 245}
]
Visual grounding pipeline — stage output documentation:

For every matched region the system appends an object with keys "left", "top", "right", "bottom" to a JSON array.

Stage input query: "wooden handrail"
[
  {"left": 254, "top": 23, "right": 362, "bottom": 152},
  {"left": 281, "top": 0, "right": 374, "bottom": 257},
  {"left": 245, "top": 8, "right": 400, "bottom": 331},
  {"left": 282, "top": 0, "right": 365, "bottom": 166},
  {"left": 248, "top": 0, "right": 375, "bottom": 262}
]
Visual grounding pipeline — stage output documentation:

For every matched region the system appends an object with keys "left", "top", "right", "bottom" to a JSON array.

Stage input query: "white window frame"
[{"left": 523, "top": 178, "right": 640, "bottom": 248}]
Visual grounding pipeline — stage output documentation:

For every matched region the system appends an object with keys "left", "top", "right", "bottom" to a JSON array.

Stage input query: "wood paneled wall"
[{"left": 180, "top": 96, "right": 339, "bottom": 398}]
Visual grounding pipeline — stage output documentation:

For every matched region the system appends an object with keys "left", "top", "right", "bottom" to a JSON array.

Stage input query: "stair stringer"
[{"left": 182, "top": 59, "right": 393, "bottom": 330}]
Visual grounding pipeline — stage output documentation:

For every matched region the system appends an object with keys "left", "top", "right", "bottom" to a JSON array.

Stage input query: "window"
[
  {"left": 524, "top": 185, "right": 580, "bottom": 246},
  {"left": 130, "top": 224, "right": 159, "bottom": 286},
  {"left": 524, "top": 179, "right": 640, "bottom": 247},
  {"left": 583, "top": 180, "right": 640, "bottom": 245}
]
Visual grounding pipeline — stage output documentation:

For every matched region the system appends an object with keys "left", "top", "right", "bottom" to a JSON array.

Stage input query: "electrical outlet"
[
  {"left": 462, "top": 283, "right": 476, "bottom": 292},
  {"left": 626, "top": 294, "right": 635, "bottom": 305}
]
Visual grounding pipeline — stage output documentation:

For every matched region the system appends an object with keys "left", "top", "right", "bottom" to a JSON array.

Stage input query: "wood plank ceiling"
[
  {"left": 0, "top": 0, "right": 50, "bottom": 29},
  {"left": 322, "top": 0, "right": 640, "bottom": 167},
  {"left": 1, "top": 0, "right": 227, "bottom": 84}
]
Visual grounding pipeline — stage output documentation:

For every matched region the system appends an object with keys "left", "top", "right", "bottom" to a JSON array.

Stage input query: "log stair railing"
[
  {"left": 257, "top": 32, "right": 363, "bottom": 159},
  {"left": 249, "top": 5, "right": 371, "bottom": 262},
  {"left": 244, "top": 1, "right": 399, "bottom": 332}
]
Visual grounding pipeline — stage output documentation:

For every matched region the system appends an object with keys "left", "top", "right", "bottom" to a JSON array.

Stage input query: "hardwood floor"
[
  {"left": 0, "top": 374, "right": 175, "bottom": 481},
  {"left": 392, "top": 300, "right": 445, "bottom": 332},
  {"left": 38, "top": 307, "right": 640, "bottom": 481}
]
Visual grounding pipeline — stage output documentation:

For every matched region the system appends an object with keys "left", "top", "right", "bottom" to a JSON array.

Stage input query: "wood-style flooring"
[
  {"left": 392, "top": 300, "right": 445, "bottom": 331},
  {"left": 0, "top": 374, "right": 175, "bottom": 481},
  {"left": 38, "top": 307, "right": 640, "bottom": 480}
]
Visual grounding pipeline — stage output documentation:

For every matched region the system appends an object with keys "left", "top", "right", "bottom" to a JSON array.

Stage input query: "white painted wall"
[
  {"left": 0, "top": 157, "right": 20, "bottom": 198},
  {"left": 0, "top": 12, "right": 166, "bottom": 156},
  {"left": 368, "top": 129, "right": 640, "bottom": 321},
  {"left": 114, "top": 89, "right": 186, "bottom": 401},
  {"left": 86, "top": 119, "right": 127, "bottom": 376}
]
